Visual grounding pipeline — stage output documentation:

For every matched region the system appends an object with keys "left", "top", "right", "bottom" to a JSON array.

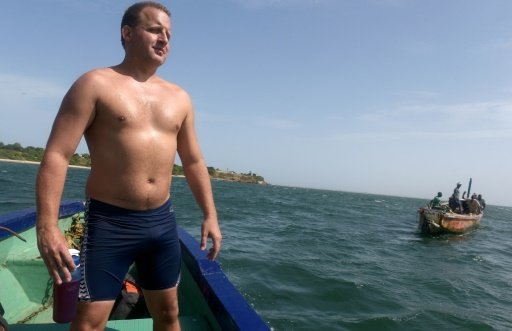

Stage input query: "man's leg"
[
  {"left": 70, "top": 300, "right": 116, "bottom": 331},
  {"left": 143, "top": 287, "right": 180, "bottom": 331}
]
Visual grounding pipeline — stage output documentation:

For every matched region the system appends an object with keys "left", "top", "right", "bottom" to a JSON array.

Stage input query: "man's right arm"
[
  {"left": 36, "top": 72, "right": 98, "bottom": 284},
  {"left": 176, "top": 91, "right": 222, "bottom": 261}
]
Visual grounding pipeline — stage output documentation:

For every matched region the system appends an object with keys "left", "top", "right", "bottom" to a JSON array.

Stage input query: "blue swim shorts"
[{"left": 78, "top": 198, "right": 181, "bottom": 301}]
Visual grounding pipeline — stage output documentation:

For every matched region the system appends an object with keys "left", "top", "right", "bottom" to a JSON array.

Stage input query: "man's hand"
[
  {"left": 37, "top": 224, "right": 75, "bottom": 284},
  {"left": 200, "top": 217, "right": 222, "bottom": 261}
]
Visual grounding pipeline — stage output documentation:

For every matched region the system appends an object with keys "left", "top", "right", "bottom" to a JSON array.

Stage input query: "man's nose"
[{"left": 159, "top": 32, "right": 169, "bottom": 44}]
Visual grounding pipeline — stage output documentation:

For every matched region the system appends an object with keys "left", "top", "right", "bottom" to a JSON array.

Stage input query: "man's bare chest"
[{"left": 95, "top": 89, "right": 184, "bottom": 132}]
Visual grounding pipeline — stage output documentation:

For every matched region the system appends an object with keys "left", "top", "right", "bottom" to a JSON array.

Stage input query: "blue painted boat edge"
[
  {"left": 178, "top": 227, "right": 270, "bottom": 331},
  {"left": 0, "top": 200, "right": 84, "bottom": 241}
]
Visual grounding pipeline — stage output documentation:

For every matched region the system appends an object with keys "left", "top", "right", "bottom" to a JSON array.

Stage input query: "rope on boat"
[
  {"left": 0, "top": 225, "right": 27, "bottom": 242},
  {"left": 0, "top": 314, "right": 8, "bottom": 331},
  {"left": 0, "top": 301, "right": 8, "bottom": 331},
  {"left": 429, "top": 220, "right": 440, "bottom": 228},
  {"left": 65, "top": 214, "right": 85, "bottom": 249}
]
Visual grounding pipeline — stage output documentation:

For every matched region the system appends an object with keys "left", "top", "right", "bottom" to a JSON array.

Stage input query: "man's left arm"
[{"left": 177, "top": 99, "right": 222, "bottom": 260}]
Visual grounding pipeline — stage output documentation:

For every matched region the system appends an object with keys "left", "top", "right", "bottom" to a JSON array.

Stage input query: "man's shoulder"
[
  {"left": 74, "top": 67, "right": 113, "bottom": 87},
  {"left": 155, "top": 77, "right": 191, "bottom": 101},
  {"left": 155, "top": 76, "right": 186, "bottom": 91}
]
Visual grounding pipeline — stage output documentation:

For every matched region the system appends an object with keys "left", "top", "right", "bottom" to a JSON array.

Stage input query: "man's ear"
[{"left": 121, "top": 25, "right": 132, "bottom": 44}]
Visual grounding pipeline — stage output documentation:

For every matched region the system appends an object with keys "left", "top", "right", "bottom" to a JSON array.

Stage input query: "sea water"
[{"left": 1, "top": 161, "right": 511, "bottom": 331}]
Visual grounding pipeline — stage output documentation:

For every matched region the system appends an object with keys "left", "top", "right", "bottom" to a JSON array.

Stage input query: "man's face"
[{"left": 126, "top": 7, "right": 171, "bottom": 65}]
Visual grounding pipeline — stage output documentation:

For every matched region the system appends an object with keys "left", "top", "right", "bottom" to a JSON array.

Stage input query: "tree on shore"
[{"left": 0, "top": 142, "right": 266, "bottom": 184}]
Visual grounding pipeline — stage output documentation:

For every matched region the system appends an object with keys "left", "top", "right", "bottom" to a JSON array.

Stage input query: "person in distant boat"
[
  {"left": 477, "top": 194, "right": 486, "bottom": 210},
  {"left": 430, "top": 192, "right": 443, "bottom": 209},
  {"left": 453, "top": 182, "right": 461, "bottom": 199},
  {"left": 468, "top": 194, "right": 482, "bottom": 214},
  {"left": 448, "top": 182, "right": 463, "bottom": 213},
  {"left": 35, "top": 2, "right": 221, "bottom": 330}
]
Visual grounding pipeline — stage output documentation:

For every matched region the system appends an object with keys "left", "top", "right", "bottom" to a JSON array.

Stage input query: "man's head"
[
  {"left": 121, "top": 1, "right": 171, "bottom": 49},
  {"left": 437, "top": 192, "right": 442, "bottom": 197}
]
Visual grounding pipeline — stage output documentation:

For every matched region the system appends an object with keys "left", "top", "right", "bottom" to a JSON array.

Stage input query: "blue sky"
[{"left": 1, "top": 0, "right": 512, "bottom": 206}]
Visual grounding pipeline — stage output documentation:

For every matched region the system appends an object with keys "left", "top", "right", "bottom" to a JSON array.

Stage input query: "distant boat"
[
  {"left": 0, "top": 201, "right": 270, "bottom": 331},
  {"left": 417, "top": 206, "right": 483, "bottom": 235}
]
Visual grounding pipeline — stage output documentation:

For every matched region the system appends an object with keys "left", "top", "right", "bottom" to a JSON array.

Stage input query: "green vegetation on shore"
[{"left": 0, "top": 142, "right": 266, "bottom": 184}]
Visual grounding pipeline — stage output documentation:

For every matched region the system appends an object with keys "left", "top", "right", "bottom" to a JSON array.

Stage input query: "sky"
[{"left": 1, "top": 0, "right": 512, "bottom": 207}]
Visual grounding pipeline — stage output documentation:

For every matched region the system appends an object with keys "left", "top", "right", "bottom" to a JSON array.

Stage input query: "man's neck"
[{"left": 115, "top": 57, "right": 160, "bottom": 82}]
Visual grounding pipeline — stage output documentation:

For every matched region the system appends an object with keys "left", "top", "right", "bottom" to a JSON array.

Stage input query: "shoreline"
[
  {"left": 0, "top": 158, "right": 90, "bottom": 169},
  {"left": 0, "top": 159, "right": 193, "bottom": 179},
  {"left": 0, "top": 158, "right": 262, "bottom": 183}
]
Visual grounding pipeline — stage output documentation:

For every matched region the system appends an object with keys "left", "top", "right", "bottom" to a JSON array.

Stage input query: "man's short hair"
[{"left": 121, "top": 1, "right": 171, "bottom": 47}]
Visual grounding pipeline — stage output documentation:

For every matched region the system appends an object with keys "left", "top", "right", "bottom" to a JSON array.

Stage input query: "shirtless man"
[{"left": 35, "top": 2, "right": 221, "bottom": 330}]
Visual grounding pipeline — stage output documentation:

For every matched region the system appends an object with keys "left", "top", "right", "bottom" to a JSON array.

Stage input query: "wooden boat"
[
  {"left": 0, "top": 201, "right": 270, "bottom": 331},
  {"left": 417, "top": 206, "right": 483, "bottom": 235}
]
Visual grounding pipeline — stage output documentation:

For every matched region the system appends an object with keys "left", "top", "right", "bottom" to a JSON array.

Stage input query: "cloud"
[
  {"left": 395, "top": 89, "right": 440, "bottom": 99},
  {"left": 326, "top": 115, "right": 346, "bottom": 121},
  {"left": 330, "top": 128, "right": 512, "bottom": 142},
  {"left": 51, "top": 0, "right": 122, "bottom": 13},
  {"left": 401, "top": 41, "right": 438, "bottom": 55},
  {"left": 394, "top": 101, "right": 512, "bottom": 123},
  {"left": 229, "top": 0, "right": 416, "bottom": 9},
  {"left": 228, "top": 0, "right": 333, "bottom": 9},
  {"left": 359, "top": 100, "right": 512, "bottom": 124},
  {"left": 485, "top": 38, "right": 512, "bottom": 50},
  {"left": 329, "top": 100, "right": 512, "bottom": 142},
  {"left": 0, "top": 73, "right": 67, "bottom": 148},
  {"left": 198, "top": 111, "right": 302, "bottom": 130},
  {"left": 266, "top": 118, "right": 301, "bottom": 129},
  {"left": 0, "top": 73, "right": 65, "bottom": 101},
  {"left": 367, "top": 0, "right": 417, "bottom": 8}
]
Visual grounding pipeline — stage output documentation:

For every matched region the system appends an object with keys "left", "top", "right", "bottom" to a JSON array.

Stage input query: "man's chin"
[{"left": 149, "top": 56, "right": 167, "bottom": 67}]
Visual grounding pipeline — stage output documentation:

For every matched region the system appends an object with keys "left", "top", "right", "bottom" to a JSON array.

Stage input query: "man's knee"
[
  {"left": 71, "top": 300, "right": 115, "bottom": 331},
  {"left": 155, "top": 299, "right": 179, "bottom": 323},
  {"left": 144, "top": 286, "right": 180, "bottom": 325}
]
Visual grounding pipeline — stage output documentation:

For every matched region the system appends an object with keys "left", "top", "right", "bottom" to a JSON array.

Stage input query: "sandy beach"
[
  {"left": 0, "top": 159, "right": 186, "bottom": 177},
  {"left": 0, "top": 158, "right": 90, "bottom": 169}
]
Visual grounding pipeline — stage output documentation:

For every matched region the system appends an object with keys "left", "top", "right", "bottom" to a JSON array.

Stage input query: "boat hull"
[
  {"left": 0, "top": 201, "right": 269, "bottom": 331},
  {"left": 418, "top": 207, "right": 482, "bottom": 235}
]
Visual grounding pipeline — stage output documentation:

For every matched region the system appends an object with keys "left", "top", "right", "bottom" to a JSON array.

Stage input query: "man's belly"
[{"left": 85, "top": 170, "right": 172, "bottom": 210}]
